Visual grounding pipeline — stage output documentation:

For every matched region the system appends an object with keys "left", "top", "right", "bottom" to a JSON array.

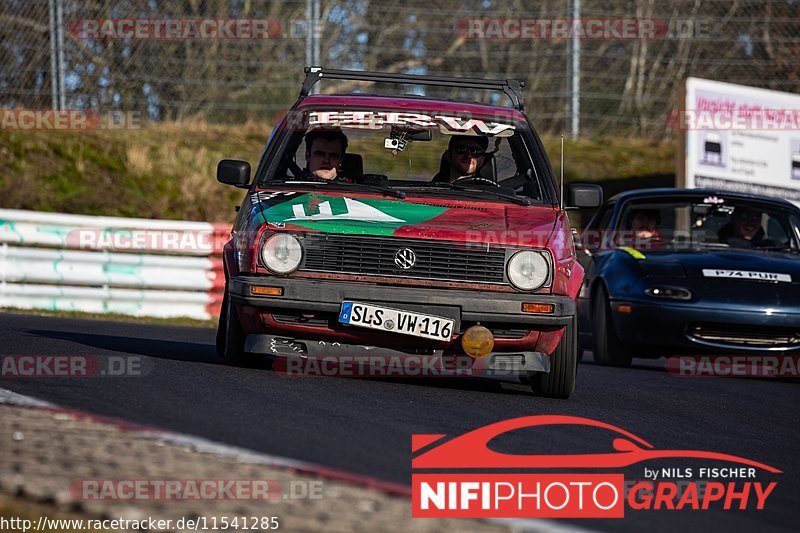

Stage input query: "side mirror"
[
  {"left": 566, "top": 183, "right": 603, "bottom": 209},
  {"left": 217, "top": 159, "right": 251, "bottom": 188}
]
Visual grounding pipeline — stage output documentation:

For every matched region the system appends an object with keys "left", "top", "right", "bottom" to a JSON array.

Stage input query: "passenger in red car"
[{"left": 432, "top": 135, "right": 489, "bottom": 182}]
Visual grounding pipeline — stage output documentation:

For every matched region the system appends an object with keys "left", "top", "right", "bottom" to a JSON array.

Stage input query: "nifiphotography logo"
[{"left": 411, "top": 415, "right": 780, "bottom": 518}]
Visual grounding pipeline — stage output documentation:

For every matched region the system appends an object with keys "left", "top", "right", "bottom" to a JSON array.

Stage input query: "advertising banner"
[{"left": 679, "top": 77, "right": 800, "bottom": 203}]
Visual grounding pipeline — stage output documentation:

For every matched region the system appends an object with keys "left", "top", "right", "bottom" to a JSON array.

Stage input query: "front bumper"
[
  {"left": 229, "top": 275, "right": 575, "bottom": 326},
  {"left": 244, "top": 333, "right": 550, "bottom": 377},
  {"left": 609, "top": 299, "right": 800, "bottom": 354}
]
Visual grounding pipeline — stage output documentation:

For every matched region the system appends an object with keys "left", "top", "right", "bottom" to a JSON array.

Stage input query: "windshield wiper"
[
  {"left": 267, "top": 177, "right": 405, "bottom": 198},
  {"left": 692, "top": 241, "right": 800, "bottom": 254},
  {"left": 691, "top": 242, "right": 730, "bottom": 249},
  {"left": 270, "top": 176, "right": 332, "bottom": 184},
  {"left": 346, "top": 182, "right": 406, "bottom": 199},
  {"left": 410, "top": 182, "right": 531, "bottom": 206},
  {"left": 755, "top": 245, "right": 800, "bottom": 254}
]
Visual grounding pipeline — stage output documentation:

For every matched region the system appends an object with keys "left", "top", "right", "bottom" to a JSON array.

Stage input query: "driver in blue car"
[
  {"left": 432, "top": 135, "right": 489, "bottom": 183},
  {"left": 718, "top": 206, "right": 774, "bottom": 247}
]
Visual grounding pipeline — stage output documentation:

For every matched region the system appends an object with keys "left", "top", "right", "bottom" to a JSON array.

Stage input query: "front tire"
[
  {"left": 531, "top": 314, "right": 578, "bottom": 399},
  {"left": 216, "top": 292, "right": 261, "bottom": 367},
  {"left": 592, "top": 286, "right": 632, "bottom": 367}
]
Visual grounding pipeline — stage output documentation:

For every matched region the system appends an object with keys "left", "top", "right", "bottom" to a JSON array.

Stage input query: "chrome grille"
[
  {"left": 688, "top": 324, "right": 800, "bottom": 348},
  {"left": 300, "top": 234, "right": 507, "bottom": 284}
]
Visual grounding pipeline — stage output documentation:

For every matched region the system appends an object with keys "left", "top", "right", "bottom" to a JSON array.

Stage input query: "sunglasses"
[
  {"left": 735, "top": 211, "right": 761, "bottom": 222},
  {"left": 453, "top": 145, "right": 486, "bottom": 157}
]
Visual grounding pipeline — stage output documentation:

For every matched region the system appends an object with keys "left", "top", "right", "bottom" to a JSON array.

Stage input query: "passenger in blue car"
[{"left": 629, "top": 209, "right": 665, "bottom": 250}]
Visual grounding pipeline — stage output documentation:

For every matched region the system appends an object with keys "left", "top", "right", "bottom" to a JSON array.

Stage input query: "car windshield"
[
  {"left": 259, "top": 108, "right": 547, "bottom": 204},
  {"left": 614, "top": 196, "right": 800, "bottom": 252}
]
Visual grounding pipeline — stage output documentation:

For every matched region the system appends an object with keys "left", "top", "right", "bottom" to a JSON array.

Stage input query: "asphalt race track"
[{"left": 1, "top": 311, "right": 798, "bottom": 532}]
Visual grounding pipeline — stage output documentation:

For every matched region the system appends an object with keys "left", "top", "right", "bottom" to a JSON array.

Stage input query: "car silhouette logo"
[
  {"left": 394, "top": 248, "right": 417, "bottom": 270},
  {"left": 412, "top": 415, "right": 781, "bottom": 472}
]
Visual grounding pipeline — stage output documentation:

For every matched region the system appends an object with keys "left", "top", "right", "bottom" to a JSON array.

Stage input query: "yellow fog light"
[{"left": 461, "top": 325, "right": 494, "bottom": 358}]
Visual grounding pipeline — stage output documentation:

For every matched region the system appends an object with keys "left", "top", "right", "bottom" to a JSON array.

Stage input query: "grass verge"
[{"left": 1, "top": 121, "right": 676, "bottom": 224}]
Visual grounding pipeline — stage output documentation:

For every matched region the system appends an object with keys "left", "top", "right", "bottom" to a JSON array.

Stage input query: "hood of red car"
[{"left": 251, "top": 190, "right": 557, "bottom": 247}]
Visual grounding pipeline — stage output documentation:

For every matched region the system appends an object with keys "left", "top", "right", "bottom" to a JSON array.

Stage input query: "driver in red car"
[
  {"left": 303, "top": 127, "right": 352, "bottom": 182},
  {"left": 432, "top": 135, "right": 489, "bottom": 183}
]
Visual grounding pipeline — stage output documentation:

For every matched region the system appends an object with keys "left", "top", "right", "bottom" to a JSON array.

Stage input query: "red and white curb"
[
  {"left": 0, "top": 386, "right": 408, "bottom": 496},
  {"left": 0, "top": 386, "right": 598, "bottom": 533}
]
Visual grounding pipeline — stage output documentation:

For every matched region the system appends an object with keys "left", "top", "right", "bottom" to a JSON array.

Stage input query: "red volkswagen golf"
[{"left": 215, "top": 67, "right": 601, "bottom": 398}]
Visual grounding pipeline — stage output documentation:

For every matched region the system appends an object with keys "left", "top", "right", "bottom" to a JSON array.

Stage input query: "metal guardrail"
[{"left": 0, "top": 209, "right": 228, "bottom": 320}]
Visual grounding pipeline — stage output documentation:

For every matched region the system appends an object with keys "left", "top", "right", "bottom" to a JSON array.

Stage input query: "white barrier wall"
[
  {"left": 0, "top": 209, "right": 227, "bottom": 320},
  {"left": 0, "top": 208, "right": 220, "bottom": 255}
]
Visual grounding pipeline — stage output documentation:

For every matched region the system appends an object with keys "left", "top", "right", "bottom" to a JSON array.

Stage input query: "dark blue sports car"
[{"left": 576, "top": 188, "right": 800, "bottom": 367}]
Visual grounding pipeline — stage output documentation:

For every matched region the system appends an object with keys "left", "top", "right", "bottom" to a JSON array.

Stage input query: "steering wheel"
[{"left": 451, "top": 176, "right": 500, "bottom": 188}]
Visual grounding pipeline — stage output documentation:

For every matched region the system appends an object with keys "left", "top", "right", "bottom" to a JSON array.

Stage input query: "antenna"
[{"left": 560, "top": 134, "right": 565, "bottom": 211}]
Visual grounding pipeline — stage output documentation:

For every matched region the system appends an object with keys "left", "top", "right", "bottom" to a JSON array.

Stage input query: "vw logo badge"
[{"left": 394, "top": 248, "right": 417, "bottom": 270}]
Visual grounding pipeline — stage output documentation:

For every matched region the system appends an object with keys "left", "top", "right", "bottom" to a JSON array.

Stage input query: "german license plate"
[{"left": 338, "top": 301, "right": 454, "bottom": 341}]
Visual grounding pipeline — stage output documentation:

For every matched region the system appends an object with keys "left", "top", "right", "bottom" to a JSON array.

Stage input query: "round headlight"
[
  {"left": 261, "top": 234, "right": 302, "bottom": 274},
  {"left": 506, "top": 251, "right": 549, "bottom": 290}
]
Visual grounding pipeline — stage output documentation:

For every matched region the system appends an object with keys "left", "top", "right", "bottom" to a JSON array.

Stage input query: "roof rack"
[{"left": 298, "top": 66, "right": 526, "bottom": 112}]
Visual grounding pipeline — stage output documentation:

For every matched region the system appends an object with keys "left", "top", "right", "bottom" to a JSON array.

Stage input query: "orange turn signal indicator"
[
  {"left": 616, "top": 304, "right": 633, "bottom": 314},
  {"left": 250, "top": 286, "right": 283, "bottom": 296},
  {"left": 522, "top": 303, "right": 555, "bottom": 314}
]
